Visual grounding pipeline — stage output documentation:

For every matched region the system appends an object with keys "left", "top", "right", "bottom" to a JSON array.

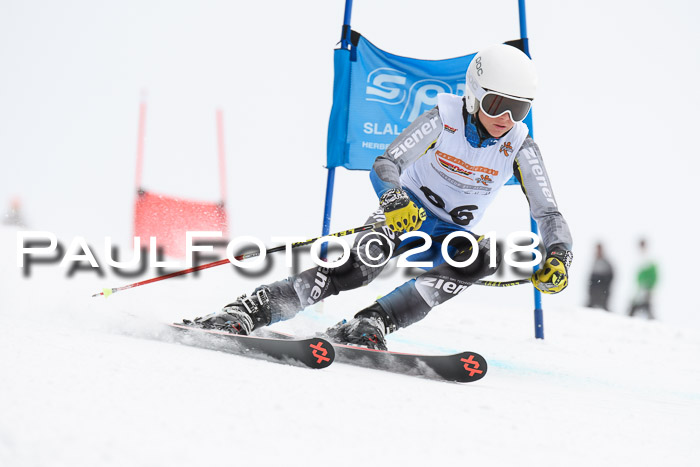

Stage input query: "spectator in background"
[
  {"left": 587, "top": 242, "right": 614, "bottom": 311},
  {"left": 3, "top": 197, "right": 26, "bottom": 227},
  {"left": 628, "top": 238, "right": 658, "bottom": 319}
]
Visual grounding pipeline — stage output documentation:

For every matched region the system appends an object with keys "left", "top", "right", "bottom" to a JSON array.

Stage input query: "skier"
[{"left": 183, "top": 44, "right": 573, "bottom": 350}]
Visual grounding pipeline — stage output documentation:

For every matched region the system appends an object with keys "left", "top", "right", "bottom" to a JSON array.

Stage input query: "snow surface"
[{"left": 2, "top": 226, "right": 699, "bottom": 467}]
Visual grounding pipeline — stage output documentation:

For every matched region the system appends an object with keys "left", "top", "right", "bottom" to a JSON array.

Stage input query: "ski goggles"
[{"left": 480, "top": 91, "right": 532, "bottom": 122}]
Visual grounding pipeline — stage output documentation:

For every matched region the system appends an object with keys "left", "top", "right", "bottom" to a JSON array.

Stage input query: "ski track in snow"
[{"left": 2, "top": 227, "right": 699, "bottom": 467}]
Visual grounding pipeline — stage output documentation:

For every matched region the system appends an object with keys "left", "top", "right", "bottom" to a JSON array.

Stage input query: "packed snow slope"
[{"left": 1, "top": 226, "right": 699, "bottom": 467}]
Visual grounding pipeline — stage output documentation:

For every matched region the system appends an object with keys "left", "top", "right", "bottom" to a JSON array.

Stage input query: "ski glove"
[
  {"left": 379, "top": 188, "right": 427, "bottom": 233},
  {"left": 531, "top": 246, "right": 573, "bottom": 294}
]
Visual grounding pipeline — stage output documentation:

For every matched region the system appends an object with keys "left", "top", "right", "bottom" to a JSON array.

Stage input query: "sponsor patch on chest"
[{"left": 434, "top": 150, "right": 499, "bottom": 180}]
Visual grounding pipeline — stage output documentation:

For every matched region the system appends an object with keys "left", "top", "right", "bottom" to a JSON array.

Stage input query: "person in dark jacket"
[{"left": 587, "top": 243, "right": 614, "bottom": 311}]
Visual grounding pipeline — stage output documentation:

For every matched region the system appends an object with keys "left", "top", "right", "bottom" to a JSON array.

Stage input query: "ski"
[
  {"left": 261, "top": 330, "right": 486, "bottom": 383},
  {"left": 332, "top": 344, "right": 487, "bottom": 383},
  {"left": 167, "top": 323, "right": 334, "bottom": 369}
]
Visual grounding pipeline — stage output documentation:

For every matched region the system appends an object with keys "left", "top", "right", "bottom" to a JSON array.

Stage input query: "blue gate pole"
[
  {"left": 321, "top": 0, "right": 353, "bottom": 258},
  {"left": 518, "top": 0, "right": 544, "bottom": 339}
]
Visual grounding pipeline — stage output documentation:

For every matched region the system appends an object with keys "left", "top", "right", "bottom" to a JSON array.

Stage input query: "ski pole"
[
  {"left": 475, "top": 278, "right": 530, "bottom": 287},
  {"left": 92, "top": 220, "right": 387, "bottom": 298}
]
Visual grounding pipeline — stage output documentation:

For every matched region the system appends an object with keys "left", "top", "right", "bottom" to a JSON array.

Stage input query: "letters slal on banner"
[{"left": 326, "top": 31, "right": 474, "bottom": 171}]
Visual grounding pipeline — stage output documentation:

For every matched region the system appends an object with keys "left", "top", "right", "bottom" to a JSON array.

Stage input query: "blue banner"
[{"left": 327, "top": 32, "right": 475, "bottom": 171}]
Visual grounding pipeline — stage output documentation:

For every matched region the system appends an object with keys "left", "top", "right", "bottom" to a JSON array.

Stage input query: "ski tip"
[
  {"left": 306, "top": 337, "right": 335, "bottom": 369},
  {"left": 168, "top": 323, "right": 335, "bottom": 369},
  {"left": 454, "top": 351, "right": 488, "bottom": 383}
]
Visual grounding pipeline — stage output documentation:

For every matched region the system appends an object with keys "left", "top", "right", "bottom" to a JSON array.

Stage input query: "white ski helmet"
[{"left": 465, "top": 44, "right": 538, "bottom": 122}]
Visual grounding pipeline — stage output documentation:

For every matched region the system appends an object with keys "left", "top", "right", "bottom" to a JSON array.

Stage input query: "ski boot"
[
  {"left": 325, "top": 302, "right": 397, "bottom": 351},
  {"left": 182, "top": 288, "right": 272, "bottom": 335}
]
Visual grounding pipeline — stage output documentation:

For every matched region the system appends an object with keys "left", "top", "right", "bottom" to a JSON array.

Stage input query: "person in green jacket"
[{"left": 629, "top": 239, "right": 657, "bottom": 319}]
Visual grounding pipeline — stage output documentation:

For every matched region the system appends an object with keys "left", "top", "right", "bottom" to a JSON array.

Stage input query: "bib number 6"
[{"left": 420, "top": 186, "right": 478, "bottom": 226}]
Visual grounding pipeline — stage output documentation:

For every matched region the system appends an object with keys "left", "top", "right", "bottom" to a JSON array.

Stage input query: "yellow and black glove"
[
  {"left": 379, "top": 188, "right": 427, "bottom": 233},
  {"left": 531, "top": 246, "right": 573, "bottom": 294}
]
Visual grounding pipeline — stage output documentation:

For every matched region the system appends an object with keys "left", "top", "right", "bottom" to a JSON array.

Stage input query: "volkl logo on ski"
[
  {"left": 460, "top": 355, "right": 484, "bottom": 377},
  {"left": 309, "top": 341, "right": 331, "bottom": 364}
]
